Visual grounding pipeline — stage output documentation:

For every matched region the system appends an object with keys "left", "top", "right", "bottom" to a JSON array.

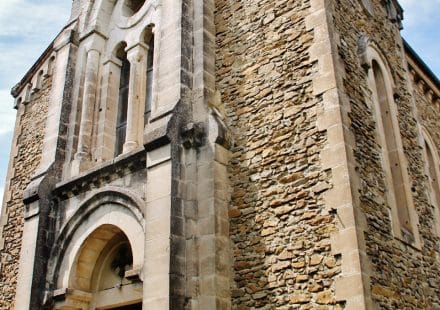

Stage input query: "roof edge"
[
  {"left": 403, "top": 38, "right": 440, "bottom": 89},
  {"left": 10, "top": 19, "right": 78, "bottom": 98}
]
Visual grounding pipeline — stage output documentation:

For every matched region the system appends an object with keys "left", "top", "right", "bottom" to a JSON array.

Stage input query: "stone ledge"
[{"left": 55, "top": 148, "right": 146, "bottom": 199}]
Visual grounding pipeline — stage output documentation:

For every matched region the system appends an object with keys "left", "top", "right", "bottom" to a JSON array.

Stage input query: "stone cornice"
[{"left": 54, "top": 148, "right": 146, "bottom": 200}]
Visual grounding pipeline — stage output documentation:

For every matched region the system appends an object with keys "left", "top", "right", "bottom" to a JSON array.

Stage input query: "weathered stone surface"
[
  {"left": 0, "top": 0, "right": 438, "bottom": 309},
  {"left": 334, "top": 0, "right": 440, "bottom": 308},
  {"left": 216, "top": 0, "right": 343, "bottom": 308},
  {"left": 0, "top": 77, "right": 51, "bottom": 308}
]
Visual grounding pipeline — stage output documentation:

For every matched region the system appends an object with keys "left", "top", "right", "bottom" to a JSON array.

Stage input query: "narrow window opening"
[
  {"left": 372, "top": 60, "right": 412, "bottom": 235},
  {"left": 144, "top": 33, "right": 154, "bottom": 125},
  {"left": 115, "top": 44, "right": 130, "bottom": 156}
]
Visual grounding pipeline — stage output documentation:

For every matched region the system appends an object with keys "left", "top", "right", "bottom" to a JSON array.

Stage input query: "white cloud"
[
  {"left": 400, "top": 0, "right": 440, "bottom": 77},
  {"left": 0, "top": 0, "right": 72, "bottom": 87}
]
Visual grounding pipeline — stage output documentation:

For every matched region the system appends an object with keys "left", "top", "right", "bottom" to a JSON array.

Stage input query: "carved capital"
[{"left": 126, "top": 43, "right": 149, "bottom": 64}]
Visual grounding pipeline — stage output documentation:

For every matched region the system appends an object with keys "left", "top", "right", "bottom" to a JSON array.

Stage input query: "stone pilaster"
[
  {"left": 74, "top": 49, "right": 100, "bottom": 165},
  {"left": 124, "top": 43, "right": 148, "bottom": 153},
  {"left": 306, "top": 0, "right": 373, "bottom": 308},
  {"left": 95, "top": 57, "right": 122, "bottom": 161}
]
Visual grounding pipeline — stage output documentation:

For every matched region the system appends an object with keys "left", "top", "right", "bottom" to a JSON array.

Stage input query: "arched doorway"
[
  {"left": 46, "top": 189, "right": 146, "bottom": 309},
  {"left": 54, "top": 224, "right": 143, "bottom": 309}
]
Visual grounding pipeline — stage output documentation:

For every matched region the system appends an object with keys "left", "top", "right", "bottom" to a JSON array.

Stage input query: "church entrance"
[{"left": 54, "top": 224, "right": 143, "bottom": 309}]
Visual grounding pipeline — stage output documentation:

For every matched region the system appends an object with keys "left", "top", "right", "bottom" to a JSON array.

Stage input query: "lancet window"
[{"left": 366, "top": 47, "right": 420, "bottom": 245}]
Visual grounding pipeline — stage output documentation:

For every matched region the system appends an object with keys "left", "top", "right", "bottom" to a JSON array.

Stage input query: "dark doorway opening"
[{"left": 110, "top": 302, "right": 142, "bottom": 310}]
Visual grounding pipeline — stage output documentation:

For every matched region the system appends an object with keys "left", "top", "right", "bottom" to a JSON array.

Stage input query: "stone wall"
[
  {"left": 0, "top": 77, "right": 50, "bottom": 308},
  {"left": 216, "top": 0, "right": 345, "bottom": 308},
  {"left": 333, "top": 0, "right": 440, "bottom": 308},
  {"left": 411, "top": 68, "right": 440, "bottom": 154},
  {"left": 409, "top": 57, "right": 440, "bottom": 250}
]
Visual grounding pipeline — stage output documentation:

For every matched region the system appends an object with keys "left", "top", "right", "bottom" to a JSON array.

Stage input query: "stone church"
[{"left": 0, "top": 0, "right": 439, "bottom": 308}]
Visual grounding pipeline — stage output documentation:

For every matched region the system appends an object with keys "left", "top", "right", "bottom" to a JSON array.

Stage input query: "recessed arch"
[
  {"left": 141, "top": 24, "right": 155, "bottom": 124},
  {"left": 122, "top": 0, "right": 146, "bottom": 17},
  {"left": 111, "top": 41, "right": 131, "bottom": 155},
  {"left": 140, "top": 23, "right": 155, "bottom": 44},
  {"left": 421, "top": 127, "right": 440, "bottom": 236},
  {"left": 68, "top": 224, "right": 134, "bottom": 292},
  {"left": 364, "top": 40, "right": 421, "bottom": 246},
  {"left": 46, "top": 187, "right": 145, "bottom": 295}
]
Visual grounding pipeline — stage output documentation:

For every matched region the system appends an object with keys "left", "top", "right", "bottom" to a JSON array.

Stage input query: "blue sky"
[{"left": 0, "top": 0, "right": 439, "bottom": 204}]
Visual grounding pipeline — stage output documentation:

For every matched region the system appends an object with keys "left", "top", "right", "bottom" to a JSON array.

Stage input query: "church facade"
[{"left": 0, "top": 0, "right": 439, "bottom": 308}]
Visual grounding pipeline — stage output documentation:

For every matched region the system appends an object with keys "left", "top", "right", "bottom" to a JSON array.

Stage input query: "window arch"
[
  {"left": 365, "top": 44, "right": 420, "bottom": 245},
  {"left": 122, "top": 0, "right": 146, "bottom": 17},
  {"left": 71, "top": 3, "right": 160, "bottom": 167},
  {"left": 422, "top": 129, "right": 440, "bottom": 236}
]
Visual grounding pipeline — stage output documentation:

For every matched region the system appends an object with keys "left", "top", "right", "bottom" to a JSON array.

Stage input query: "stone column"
[
  {"left": 75, "top": 48, "right": 100, "bottom": 163},
  {"left": 95, "top": 57, "right": 122, "bottom": 161},
  {"left": 124, "top": 43, "right": 148, "bottom": 153}
]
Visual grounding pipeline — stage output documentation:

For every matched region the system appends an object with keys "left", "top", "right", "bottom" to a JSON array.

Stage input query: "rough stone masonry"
[{"left": 0, "top": 0, "right": 439, "bottom": 309}]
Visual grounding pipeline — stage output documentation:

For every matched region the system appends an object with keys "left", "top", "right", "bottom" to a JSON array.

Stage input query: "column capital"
[
  {"left": 80, "top": 29, "right": 107, "bottom": 53},
  {"left": 126, "top": 43, "right": 149, "bottom": 63},
  {"left": 103, "top": 55, "right": 123, "bottom": 68}
]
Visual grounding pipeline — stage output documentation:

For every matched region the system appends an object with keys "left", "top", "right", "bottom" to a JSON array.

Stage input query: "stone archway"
[
  {"left": 46, "top": 188, "right": 145, "bottom": 310},
  {"left": 58, "top": 224, "right": 143, "bottom": 309}
]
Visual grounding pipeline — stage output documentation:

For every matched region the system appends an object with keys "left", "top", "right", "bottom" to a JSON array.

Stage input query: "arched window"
[
  {"left": 422, "top": 130, "right": 440, "bottom": 236},
  {"left": 366, "top": 47, "right": 420, "bottom": 245},
  {"left": 372, "top": 60, "right": 411, "bottom": 233},
  {"left": 144, "top": 31, "right": 154, "bottom": 124},
  {"left": 115, "top": 43, "right": 130, "bottom": 156}
]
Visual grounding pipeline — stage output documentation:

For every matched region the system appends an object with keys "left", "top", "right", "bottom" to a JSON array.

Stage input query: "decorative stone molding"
[
  {"left": 56, "top": 148, "right": 146, "bottom": 199},
  {"left": 45, "top": 188, "right": 145, "bottom": 303},
  {"left": 181, "top": 122, "right": 205, "bottom": 149},
  {"left": 11, "top": 50, "right": 57, "bottom": 109},
  {"left": 385, "top": 0, "right": 403, "bottom": 29},
  {"left": 358, "top": 34, "right": 371, "bottom": 71}
]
